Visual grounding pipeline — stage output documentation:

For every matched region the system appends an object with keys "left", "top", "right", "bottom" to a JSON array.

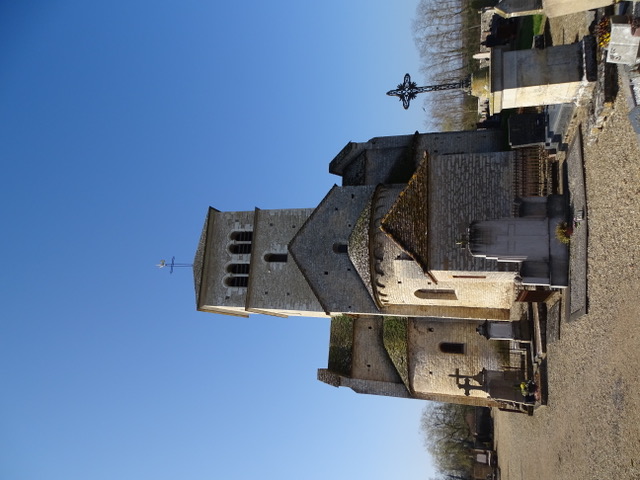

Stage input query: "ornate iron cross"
[{"left": 386, "top": 73, "right": 470, "bottom": 109}]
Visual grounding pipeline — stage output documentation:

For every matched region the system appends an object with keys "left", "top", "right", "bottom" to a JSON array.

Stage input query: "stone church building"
[{"left": 193, "top": 129, "right": 566, "bottom": 409}]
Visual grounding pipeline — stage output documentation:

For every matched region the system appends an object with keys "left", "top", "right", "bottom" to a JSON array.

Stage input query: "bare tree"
[
  {"left": 421, "top": 403, "right": 475, "bottom": 479},
  {"left": 412, "top": 0, "right": 481, "bottom": 130}
]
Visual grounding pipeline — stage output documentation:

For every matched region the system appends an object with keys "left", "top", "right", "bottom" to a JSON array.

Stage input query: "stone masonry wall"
[
  {"left": 351, "top": 316, "right": 402, "bottom": 383},
  {"left": 408, "top": 317, "right": 509, "bottom": 399},
  {"left": 289, "top": 185, "right": 379, "bottom": 315},
  {"left": 200, "top": 209, "right": 255, "bottom": 310},
  {"left": 247, "top": 208, "right": 325, "bottom": 316}
]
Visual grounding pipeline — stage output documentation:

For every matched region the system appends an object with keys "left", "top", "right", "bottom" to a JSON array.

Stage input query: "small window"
[
  {"left": 230, "top": 231, "right": 253, "bottom": 242},
  {"left": 227, "top": 264, "right": 250, "bottom": 274},
  {"left": 332, "top": 243, "right": 348, "bottom": 254},
  {"left": 414, "top": 289, "right": 457, "bottom": 300},
  {"left": 229, "top": 244, "right": 252, "bottom": 255},
  {"left": 439, "top": 342, "right": 465, "bottom": 354},
  {"left": 264, "top": 253, "right": 288, "bottom": 263},
  {"left": 225, "top": 276, "right": 248, "bottom": 288}
]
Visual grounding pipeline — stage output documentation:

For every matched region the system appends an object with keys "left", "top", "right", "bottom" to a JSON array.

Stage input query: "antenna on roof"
[{"left": 157, "top": 256, "right": 192, "bottom": 274}]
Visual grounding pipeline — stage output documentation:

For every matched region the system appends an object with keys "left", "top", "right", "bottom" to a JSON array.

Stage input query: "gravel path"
[{"left": 494, "top": 9, "right": 640, "bottom": 480}]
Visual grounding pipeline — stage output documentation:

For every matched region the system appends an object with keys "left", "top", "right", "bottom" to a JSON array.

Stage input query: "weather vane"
[
  {"left": 386, "top": 73, "right": 471, "bottom": 109},
  {"left": 157, "top": 256, "right": 192, "bottom": 274}
]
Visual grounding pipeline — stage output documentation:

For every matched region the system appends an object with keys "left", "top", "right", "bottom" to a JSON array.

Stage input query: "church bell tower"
[{"left": 193, "top": 206, "right": 327, "bottom": 318}]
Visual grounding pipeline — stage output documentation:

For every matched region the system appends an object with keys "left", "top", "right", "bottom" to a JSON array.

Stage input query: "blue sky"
[{"left": 0, "top": 2, "right": 436, "bottom": 479}]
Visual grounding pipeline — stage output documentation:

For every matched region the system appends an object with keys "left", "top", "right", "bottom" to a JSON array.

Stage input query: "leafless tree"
[
  {"left": 412, "top": 0, "right": 481, "bottom": 130},
  {"left": 421, "top": 403, "right": 475, "bottom": 479}
]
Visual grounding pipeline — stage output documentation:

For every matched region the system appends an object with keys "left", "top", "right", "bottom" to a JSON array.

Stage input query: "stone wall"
[
  {"left": 289, "top": 185, "right": 379, "bottom": 315},
  {"left": 197, "top": 208, "right": 256, "bottom": 312},
  {"left": 318, "top": 315, "right": 517, "bottom": 407},
  {"left": 351, "top": 316, "right": 402, "bottom": 383},
  {"left": 491, "top": 43, "right": 588, "bottom": 112},
  {"left": 543, "top": 0, "right": 612, "bottom": 18},
  {"left": 247, "top": 208, "right": 325, "bottom": 316},
  {"left": 408, "top": 317, "right": 512, "bottom": 399}
]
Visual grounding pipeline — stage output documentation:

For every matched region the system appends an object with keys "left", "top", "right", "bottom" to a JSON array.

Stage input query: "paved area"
[
  {"left": 495, "top": 7, "right": 640, "bottom": 480},
  {"left": 495, "top": 77, "right": 640, "bottom": 480}
]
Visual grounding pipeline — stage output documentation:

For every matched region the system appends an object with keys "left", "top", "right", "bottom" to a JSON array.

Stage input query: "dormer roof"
[{"left": 380, "top": 152, "right": 432, "bottom": 275}]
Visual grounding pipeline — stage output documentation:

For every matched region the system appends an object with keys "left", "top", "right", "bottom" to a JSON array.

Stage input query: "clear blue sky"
[{"left": 0, "top": 2, "right": 437, "bottom": 479}]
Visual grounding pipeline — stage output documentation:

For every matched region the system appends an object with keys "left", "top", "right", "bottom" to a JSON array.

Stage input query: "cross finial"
[{"left": 157, "top": 256, "right": 192, "bottom": 274}]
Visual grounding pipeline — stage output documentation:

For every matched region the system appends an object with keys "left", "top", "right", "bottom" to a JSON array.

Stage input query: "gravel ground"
[{"left": 494, "top": 9, "right": 640, "bottom": 480}]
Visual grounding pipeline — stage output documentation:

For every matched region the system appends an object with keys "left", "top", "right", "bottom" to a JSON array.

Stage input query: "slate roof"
[
  {"left": 192, "top": 207, "right": 218, "bottom": 307},
  {"left": 347, "top": 197, "right": 375, "bottom": 303},
  {"left": 380, "top": 152, "right": 432, "bottom": 275},
  {"left": 382, "top": 149, "right": 519, "bottom": 273},
  {"left": 288, "top": 184, "right": 379, "bottom": 315}
]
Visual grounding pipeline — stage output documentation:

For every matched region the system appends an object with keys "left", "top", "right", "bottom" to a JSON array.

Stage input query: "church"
[{"left": 193, "top": 129, "right": 566, "bottom": 410}]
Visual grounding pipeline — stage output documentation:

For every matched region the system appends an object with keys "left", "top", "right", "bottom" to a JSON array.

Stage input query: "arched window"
[
  {"left": 227, "top": 263, "right": 250, "bottom": 274},
  {"left": 439, "top": 342, "right": 465, "bottom": 354},
  {"left": 224, "top": 276, "right": 249, "bottom": 288},
  {"left": 229, "top": 230, "right": 253, "bottom": 255},
  {"left": 414, "top": 289, "right": 457, "bottom": 300},
  {"left": 332, "top": 243, "right": 348, "bottom": 254},
  {"left": 264, "top": 253, "right": 288, "bottom": 263},
  {"left": 230, "top": 231, "right": 253, "bottom": 242},
  {"left": 229, "top": 243, "right": 252, "bottom": 255}
]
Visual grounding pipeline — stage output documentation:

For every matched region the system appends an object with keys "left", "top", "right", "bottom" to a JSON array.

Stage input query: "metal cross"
[
  {"left": 386, "top": 73, "right": 470, "bottom": 109},
  {"left": 157, "top": 256, "right": 192, "bottom": 274}
]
